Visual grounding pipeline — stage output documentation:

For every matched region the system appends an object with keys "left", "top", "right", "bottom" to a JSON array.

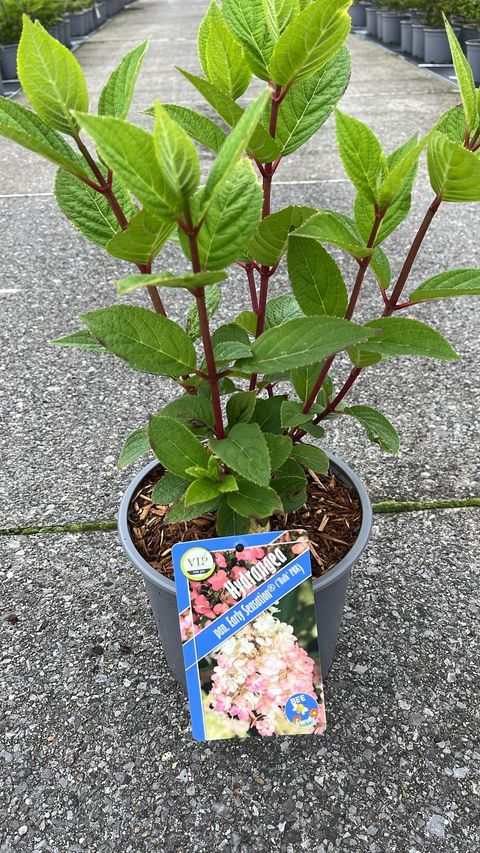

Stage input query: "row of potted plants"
[
  {"left": 0, "top": 0, "right": 135, "bottom": 82},
  {"left": 350, "top": 1, "right": 480, "bottom": 81}
]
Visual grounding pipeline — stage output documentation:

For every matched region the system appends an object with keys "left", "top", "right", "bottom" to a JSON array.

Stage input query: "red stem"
[{"left": 246, "top": 263, "right": 259, "bottom": 313}]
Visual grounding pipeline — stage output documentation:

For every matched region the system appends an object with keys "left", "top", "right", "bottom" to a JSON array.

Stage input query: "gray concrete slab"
[{"left": 1, "top": 509, "right": 479, "bottom": 850}]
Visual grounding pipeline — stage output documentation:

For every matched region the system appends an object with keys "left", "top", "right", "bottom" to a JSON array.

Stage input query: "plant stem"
[
  {"left": 246, "top": 263, "right": 259, "bottom": 313},
  {"left": 73, "top": 134, "right": 166, "bottom": 316}
]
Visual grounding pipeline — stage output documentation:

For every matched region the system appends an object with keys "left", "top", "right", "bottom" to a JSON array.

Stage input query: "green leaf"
[
  {"left": 237, "top": 316, "right": 376, "bottom": 374},
  {"left": 106, "top": 209, "right": 175, "bottom": 265},
  {"left": 184, "top": 478, "right": 221, "bottom": 507},
  {"left": 17, "top": 17, "right": 88, "bottom": 135},
  {"left": 74, "top": 113, "right": 178, "bottom": 217},
  {"left": 427, "top": 132, "right": 480, "bottom": 202},
  {"left": 409, "top": 269, "right": 480, "bottom": 303},
  {"left": 216, "top": 498, "right": 251, "bottom": 535},
  {"left": 227, "top": 391, "right": 257, "bottom": 427},
  {"left": 269, "top": 0, "right": 350, "bottom": 86},
  {"left": 214, "top": 340, "right": 252, "bottom": 363},
  {"left": 167, "top": 497, "right": 220, "bottom": 523},
  {"left": 303, "top": 422, "right": 326, "bottom": 439},
  {"left": 370, "top": 247, "right": 391, "bottom": 290},
  {"left": 227, "top": 481, "right": 282, "bottom": 518},
  {"left": 360, "top": 317, "right": 459, "bottom": 361},
  {"left": 348, "top": 347, "right": 383, "bottom": 368},
  {"left": 280, "top": 400, "right": 312, "bottom": 428},
  {"left": 153, "top": 100, "right": 200, "bottom": 205},
  {"left": 0, "top": 98, "right": 88, "bottom": 179},
  {"left": 149, "top": 415, "right": 210, "bottom": 477},
  {"left": 81, "top": 305, "right": 196, "bottom": 376},
  {"left": 51, "top": 329, "right": 105, "bottom": 353},
  {"left": 434, "top": 106, "right": 466, "bottom": 145},
  {"left": 204, "top": 10, "right": 252, "bottom": 99},
  {"left": 265, "top": 295, "right": 304, "bottom": 328},
  {"left": 187, "top": 285, "right": 222, "bottom": 341},
  {"left": 116, "top": 270, "right": 227, "bottom": 295},
  {"left": 378, "top": 136, "right": 428, "bottom": 208},
  {"left": 290, "top": 442, "right": 329, "bottom": 473},
  {"left": 335, "top": 109, "right": 386, "bottom": 204},
  {"left": 235, "top": 310, "right": 258, "bottom": 335},
  {"left": 222, "top": 0, "right": 277, "bottom": 80},
  {"left": 198, "top": 0, "right": 223, "bottom": 75},
  {"left": 248, "top": 205, "right": 317, "bottom": 265},
  {"left": 98, "top": 39, "right": 149, "bottom": 120},
  {"left": 251, "top": 396, "right": 284, "bottom": 434},
  {"left": 117, "top": 425, "right": 150, "bottom": 470},
  {"left": 151, "top": 472, "right": 189, "bottom": 504},
  {"left": 210, "top": 422, "right": 271, "bottom": 486},
  {"left": 273, "top": 46, "right": 351, "bottom": 157},
  {"left": 190, "top": 160, "right": 262, "bottom": 270},
  {"left": 264, "top": 433, "right": 293, "bottom": 470},
  {"left": 271, "top": 458, "right": 307, "bottom": 496},
  {"left": 177, "top": 68, "right": 280, "bottom": 162},
  {"left": 200, "top": 89, "right": 271, "bottom": 210},
  {"left": 161, "top": 396, "right": 216, "bottom": 432},
  {"left": 292, "top": 209, "right": 372, "bottom": 257},
  {"left": 344, "top": 405, "right": 399, "bottom": 454},
  {"left": 154, "top": 104, "right": 226, "bottom": 153},
  {"left": 290, "top": 363, "right": 324, "bottom": 403},
  {"left": 281, "top": 490, "right": 308, "bottom": 512},
  {"left": 54, "top": 167, "right": 135, "bottom": 248},
  {"left": 288, "top": 237, "right": 348, "bottom": 317},
  {"left": 443, "top": 16, "right": 477, "bottom": 133},
  {"left": 218, "top": 474, "right": 239, "bottom": 493}
]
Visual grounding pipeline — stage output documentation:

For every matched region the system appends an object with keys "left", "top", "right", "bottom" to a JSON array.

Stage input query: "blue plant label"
[{"left": 172, "top": 529, "right": 326, "bottom": 741}]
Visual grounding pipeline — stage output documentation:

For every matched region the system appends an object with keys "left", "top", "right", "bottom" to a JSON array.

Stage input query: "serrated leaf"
[
  {"left": 81, "top": 305, "right": 196, "bottom": 376},
  {"left": 55, "top": 167, "right": 135, "bottom": 248},
  {"left": 265, "top": 295, "right": 304, "bottom": 328},
  {"left": 444, "top": 16, "right": 477, "bottom": 133},
  {"left": 227, "top": 481, "right": 282, "bottom": 518},
  {"left": 74, "top": 113, "right": 178, "bottom": 217},
  {"left": 153, "top": 104, "right": 226, "bottom": 153},
  {"left": 291, "top": 442, "right": 329, "bottom": 473},
  {"left": 222, "top": 0, "right": 277, "bottom": 80},
  {"left": 198, "top": 1, "right": 223, "bottom": 75},
  {"left": 378, "top": 135, "right": 428, "bottom": 208},
  {"left": 184, "top": 478, "right": 221, "bottom": 506},
  {"left": 335, "top": 109, "right": 386, "bottom": 204},
  {"left": 153, "top": 100, "right": 200, "bottom": 205},
  {"left": 303, "top": 422, "right": 326, "bottom": 439},
  {"left": 0, "top": 98, "right": 88, "bottom": 179},
  {"left": 428, "top": 132, "right": 480, "bottom": 202},
  {"left": 344, "top": 404, "right": 399, "bottom": 454},
  {"left": 235, "top": 310, "right": 258, "bottom": 335},
  {"left": 116, "top": 270, "right": 227, "bottom": 295},
  {"left": 281, "top": 490, "right": 308, "bottom": 512},
  {"left": 434, "top": 105, "right": 466, "bottom": 145},
  {"left": 280, "top": 400, "right": 312, "bottom": 428},
  {"left": 248, "top": 205, "right": 317, "bottom": 266},
  {"left": 205, "top": 11, "right": 252, "bottom": 99},
  {"left": 117, "top": 425, "right": 150, "bottom": 470},
  {"left": 251, "top": 396, "right": 284, "bottom": 434},
  {"left": 149, "top": 415, "right": 210, "bottom": 477},
  {"left": 98, "top": 39, "right": 149, "bottom": 120},
  {"left": 270, "top": 458, "right": 307, "bottom": 496},
  {"left": 348, "top": 347, "right": 383, "bottom": 368},
  {"left": 161, "top": 396, "right": 216, "bottom": 431},
  {"left": 210, "top": 422, "right": 271, "bottom": 486},
  {"left": 227, "top": 391, "right": 257, "bottom": 427},
  {"left": 287, "top": 237, "right": 348, "bottom": 317},
  {"left": 18, "top": 17, "right": 88, "bottom": 135},
  {"left": 269, "top": 0, "right": 351, "bottom": 86},
  {"left": 214, "top": 340, "right": 252, "bottom": 362},
  {"left": 272, "top": 46, "right": 350, "bottom": 157},
  {"left": 360, "top": 317, "right": 459, "bottom": 361},
  {"left": 290, "top": 363, "right": 324, "bottom": 404},
  {"left": 237, "top": 316, "right": 376, "bottom": 374},
  {"left": 216, "top": 498, "right": 251, "bottom": 535},
  {"left": 151, "top": 472, "right": 189, "bottom": 504},
  {"left": 292, "top": 209, "right": 372, "bottom": 257},
  {"left": 264, "top": 433, "right": 293, "bottom": 470},
  {"left": 167, "top": 496, "right": 220, "bottom": 523},
  {"left": 51, "top": 329, "right": 105, "bottom": 353},
  {"left": 409, "top": 268, "right": 480, "bottom": 303},
  {"left": 187, "top": 285, "right": 222, "bottom": 341},
  {"left": 106, "top": 209, "right": 175, "bottom": 265},
  {"left": 370, "top": 247, "right": 391, "bottom": 289}
]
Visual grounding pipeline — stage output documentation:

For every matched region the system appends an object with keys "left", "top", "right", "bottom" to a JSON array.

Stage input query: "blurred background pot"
[
  {"left": 69, "top": 9, "right": 90, "bottom": 37},
  {"left": 401, "top": 18, "right": 413, "bottom": 52},
  {"left": 0, "top": 44, "right": 18, "bottom": 79},
  {"left": 411, "top": 22, "right": 425, "bottom": 59},
  {"left": 349, "top": 2, "right": 367, "bottom": 27},
  {"left": 467, "top": 40, "right": 480, "bottom": 83},
  {"left": 423, "top": 28, "right": 452, "bottom": 62},
  {"left": 382, "top": 11, "right": 401, "bottom": 44},
  {"left": 366, "top": 5, "right": 378, "bottom": 35}
]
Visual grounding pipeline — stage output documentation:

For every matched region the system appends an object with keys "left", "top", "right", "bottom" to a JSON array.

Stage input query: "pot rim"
[{"left": 118, "top": 451, "right": 373, "bottom": 594}]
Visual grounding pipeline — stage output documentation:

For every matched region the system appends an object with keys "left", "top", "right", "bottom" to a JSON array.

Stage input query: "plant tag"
[{"left": 173, "top": 529, "right": 326, "bottom": 741}]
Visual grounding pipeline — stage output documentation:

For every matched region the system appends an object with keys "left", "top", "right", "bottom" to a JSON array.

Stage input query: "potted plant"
[
  {"left": 366, "top": 3, "right": 379, "bottom": 35},
  {"left": 466, "top": 38, "right": 480, "bottom": 81},
  {"left": 416, "top": 0, "right": 459, "bottom": 62},
  {"left": 349, "top": 0, "right": 368, "bottom": 27},
  {"left": 378, "top": 0, "right": 404, "bottom": 45},
  {"left": 458, "top": 0, "right": 480, "bottom": 48},
  {"left": 0, "top": 0, "right": 25, "bottom": 79},
  {"left": 2, "top": 6, "right": 480, "bottom": 683},
  {"left": 66, "top": 0, "right": 93, "bottom": 38}
]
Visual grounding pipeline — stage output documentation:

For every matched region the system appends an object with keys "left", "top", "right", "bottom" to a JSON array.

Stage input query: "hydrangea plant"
[{"left": 1, "top": 6, "right": 480, "bottom": 536}]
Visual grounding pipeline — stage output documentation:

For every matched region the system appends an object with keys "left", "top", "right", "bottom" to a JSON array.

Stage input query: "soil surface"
[{"left": 128, "top": 465, "right": 362, "bottom": 580}]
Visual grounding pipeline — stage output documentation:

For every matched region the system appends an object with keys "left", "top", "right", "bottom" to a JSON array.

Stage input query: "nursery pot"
[
  {"left": 423, "top": 28, "right": 452, "bottom": 63},
  {"left": 411, "top": 23, "right": 425, "bottom": 59},
  {"left": 0, "top": 67, "right": 3, "bottom": 96},
  {"left": 349, "top": 3, "right": 367, "bottom": 28},
  {"left": 466, "top": 40, "right": 480, "bottom": 84},
  {"left": 462, "top": 26, "right": 480, "bottom": 49},
  {"left": 376, "top": 10, "right": 384, "bottom": 41},
  {"left": 0, "top": 44, "right": 18, "bottom": 80},
  {"left": 94, "top": 1, "right": 108, "bottom": 26},
  {"left": 118, "top": 453, "right": 373, "bottom": 687},
  {"left": 69, "top": 10, "right": 90, "bottom": 37},
  {"left": 381, "top": 12, "right": 401, "bottom": 45},
  {"left": 366, "top": 6, "right": 377, "bottom": 36},
  {"left": 400, "top": 19, "right": 413, "bottom": 53}
]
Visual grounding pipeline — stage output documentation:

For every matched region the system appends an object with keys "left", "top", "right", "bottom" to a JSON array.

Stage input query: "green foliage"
[
  {"left": 149, "top": 416, "right": 210, "bottom": 477},
  {"left": 443, "top": 17, "right": 477, "bottom": 133},
  {"left": 106, "top": 210, "right": 175, "bottom": 266},
  {"left": 198, "top": 1, "right": 251, "bottom": 98},
  {"left": 409, "top": 269, "right": 480, "bottom": 302},
  {"left": 344, "top": 405, "right": 399, "bottom": 454},
  {"left": 287, "top": 237, "right": 348, "bottom": 317},
  {"left": 210, "top": 423, "right": 271, "bottom": 486},
  {"left": 360, "top": 317, "right": 459, "bottom": 361},
  {"left": 55, "top": 167, "right": 135, "bottom": 247},
  {"left": 115, "top": 270, "right": 227, "bottom": 296},
  {"left": 335, "top": 109, "right": 386, "bottom": 204},
  {"left": 98, "top": 40, "right": 149, "bottom": 120},
  {"left": 428, "top": 132, "right": 480, "bottom": 202}
]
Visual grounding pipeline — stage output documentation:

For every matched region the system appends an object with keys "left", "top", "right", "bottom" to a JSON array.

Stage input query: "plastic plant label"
[{"left": 173, "top": 529, "right": 326, "bottom": 741}]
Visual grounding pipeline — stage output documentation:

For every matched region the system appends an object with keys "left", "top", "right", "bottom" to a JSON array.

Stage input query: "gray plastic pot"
[
  {"left": 69, "top": 10, "right": 90, "bottom": 37},
  {"left": 401, "top": 19, "right": 413, "bottom": 53},
  {"left": 411, "top": 23, "right": 425, "bottom": 59},
  {"left": 349, "top": 3, "right": 367, "bottom": 27},
  {"left": 0, "top": 66, "right": 3, "bottom": 96},
  {"left": 376, "top": 10, "right": 384, "bottom": 41},
  {"left": 366, "top": 6, "right": 377, "bottom": 36},
  {"left": 462, "top": 26, "right": 480, "bottom": 49},
  {"left": 424, "top": 28, "right": 452, "bottom": 63},
  {"left": 94, "top": 1, "right": 108, "bottom": 27},
  {"left": 467, "top": 40, "right": 480, "bottom": 84},
  {"left": 382, "top": 12, "right": 401, "bottom": 45},
  {"left": 0, "top": 44, "right": 18, "bottom": 80},
  {"left": 118, "top": 454, "right": 373, "bottom": 687}
]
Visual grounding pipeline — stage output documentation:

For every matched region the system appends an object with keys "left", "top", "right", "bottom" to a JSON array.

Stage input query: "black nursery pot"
[{"left": 118, "top": 453, "right": 373, "bottom": 687}]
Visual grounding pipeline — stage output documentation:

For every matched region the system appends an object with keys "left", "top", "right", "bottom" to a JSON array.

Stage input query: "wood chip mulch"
[{"left": 128, "top": 465, "right": 362, "bottom": 581}]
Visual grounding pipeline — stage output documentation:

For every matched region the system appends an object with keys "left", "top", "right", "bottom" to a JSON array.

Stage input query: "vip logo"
[{"left": 180, "top": 547, "right": 215, "bottom": 581}]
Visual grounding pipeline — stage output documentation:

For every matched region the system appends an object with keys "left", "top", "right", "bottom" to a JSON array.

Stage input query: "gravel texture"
[{"left": 1, "top": 511, "right": 479, "bottom": 851}]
